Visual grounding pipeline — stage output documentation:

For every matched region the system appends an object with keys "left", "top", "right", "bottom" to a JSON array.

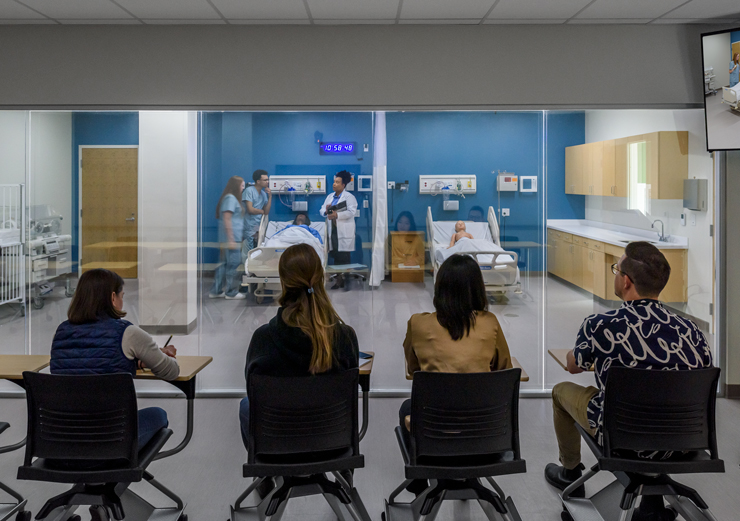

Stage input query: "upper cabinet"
[{"left": 565, "top": 131, "right": 688, "bottom": 200}]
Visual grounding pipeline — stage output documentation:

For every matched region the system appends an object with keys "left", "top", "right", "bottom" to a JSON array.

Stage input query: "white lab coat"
[{"left": 320, "top": 190, "right": 358, "bottom": 252}]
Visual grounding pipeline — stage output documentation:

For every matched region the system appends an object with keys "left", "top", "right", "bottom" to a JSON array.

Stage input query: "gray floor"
[
  {"left": 1, "top": 394, "right": 739, "bottom": 521},
  {"left": 705, "top": 88, "right": 740, "bottom": 150}
]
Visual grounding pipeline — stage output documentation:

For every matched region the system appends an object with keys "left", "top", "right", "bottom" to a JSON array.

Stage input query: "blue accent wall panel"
[
  {"left": 546, "top": 112, "right": 586, "bottom": 220},
  {"left": 731, "top": 30, "right": 740, "bottom": 43},
  {"left": 71, "top": 112, "right": 139, "bottom": 266}
]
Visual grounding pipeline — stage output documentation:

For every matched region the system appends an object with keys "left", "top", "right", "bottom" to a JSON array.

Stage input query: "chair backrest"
[
  {"left": 409, "top": 369, "right": 522, "bottom": 464},
  {"left": 22, "top": 372, "right": 139, "bottom": 465},
  {"left": 602, "top": 367, "right": 720, "bottom": 457},
  {"left": 248, "top": 369, "right": 359, "bottom": 461}
]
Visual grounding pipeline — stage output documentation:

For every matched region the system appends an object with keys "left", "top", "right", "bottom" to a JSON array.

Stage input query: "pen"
[{"left": 164, "top": 335, "right": 173, "bottom": 348}]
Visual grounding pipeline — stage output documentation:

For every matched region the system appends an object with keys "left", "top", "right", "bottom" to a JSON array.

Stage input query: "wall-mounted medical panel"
[
  {"left": 268, "top": 175, "right": 327, "bottom": 194},
  {"left": 419, "top": 175, "right": 477, "bottom": 194}
]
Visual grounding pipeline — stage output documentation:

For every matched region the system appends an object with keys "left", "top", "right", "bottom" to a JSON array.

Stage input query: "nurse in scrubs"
[{"left": 730, "top": 53, "right": 739, "bottom": 87}]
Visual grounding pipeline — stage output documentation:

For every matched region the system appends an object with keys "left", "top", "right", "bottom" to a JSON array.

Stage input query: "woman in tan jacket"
[{"left": 400, "top": 253, "right": 513, "bottom": 495}]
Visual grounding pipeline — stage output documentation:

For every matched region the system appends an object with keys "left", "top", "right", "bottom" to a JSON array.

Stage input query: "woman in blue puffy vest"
[{"left": 51, "top": 269, "right": 180, "bottom": 448}]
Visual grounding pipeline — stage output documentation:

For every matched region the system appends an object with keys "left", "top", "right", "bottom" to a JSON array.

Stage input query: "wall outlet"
[
  {"left": 501, "top": 208, "right": 510, "bottom": 217},
  {"left": 680, "top": 213, "right": 686, "bottom": 226},
  {"left": 363, "top": 199, "right": 369, "bottom": 208},
  {"left": 388, "top": 181, "right": 395, "bottom": 189},
  {"left": 364, "top": 144, "right": 369, "bottom": 152}
]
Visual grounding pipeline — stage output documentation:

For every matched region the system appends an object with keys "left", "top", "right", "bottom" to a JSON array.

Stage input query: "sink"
[{"left": 619, "top": 239, "right": 660, "bottom": 245}]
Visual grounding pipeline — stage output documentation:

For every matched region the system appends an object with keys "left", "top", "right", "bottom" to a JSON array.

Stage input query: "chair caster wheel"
[
  {"left": 560, "top": 505, "right": 574, "bottom": 521},
  {"left": 69, "top": 516, "right": 82, "bottom": 521},
  {"left": 89, "top": 505, "right": 110, "bottom": 521},
  {"left": 15, "top": 511, "right": 32, "bottom": 521},
  {"left": 178, "top": 515, "right": 188, "bottom": 521},
  {"left": 381, "top": 513, "right": 386, "bottom": 521}
]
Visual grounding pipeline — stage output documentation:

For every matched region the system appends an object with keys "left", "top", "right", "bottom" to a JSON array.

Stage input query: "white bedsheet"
[
  {"left": 432, "top": 221, "right": 492, "bottom": 245},
  {"left": 263, "top": 226, "right": 325, "bottom": 262},
  {"left": 434, "top": 237, "right": 513, "bottom": 265}
]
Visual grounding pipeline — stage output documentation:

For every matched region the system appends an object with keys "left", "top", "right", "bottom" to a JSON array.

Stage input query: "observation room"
[{"left": 1, "top": 3, "right": 740, "bottom": 521}]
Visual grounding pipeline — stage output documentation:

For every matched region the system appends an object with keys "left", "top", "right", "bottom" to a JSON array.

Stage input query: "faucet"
[{"left": 651, "top": 219, "right": 668, "bottom": 242}]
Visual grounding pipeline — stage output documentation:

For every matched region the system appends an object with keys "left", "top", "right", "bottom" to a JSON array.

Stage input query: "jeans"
[
  {"left": 239, "top": 396, "right": 250, "bottom": 451},
  {"left": 211, "top": 247, "right": 242, "bottom": 297},
  {"left": 551, "top": 382, "right": 599, "bottom": 469},
  {"left": 138, "top": 407, "right": 169, "bottom": 448}
]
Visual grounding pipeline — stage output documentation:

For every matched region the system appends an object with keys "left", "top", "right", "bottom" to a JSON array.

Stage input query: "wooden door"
[{"left": 80, "top": 148, "right": 138, "bottom": 278}]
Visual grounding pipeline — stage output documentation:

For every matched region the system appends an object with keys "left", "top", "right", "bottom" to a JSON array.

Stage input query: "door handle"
[{"left": 125, "top": 213, "right": 136, "bottom": 222}]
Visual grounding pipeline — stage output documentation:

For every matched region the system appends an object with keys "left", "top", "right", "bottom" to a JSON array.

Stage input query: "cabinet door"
[
  {"left": 601, "top": 140, "right": 616, "bottom": 196},
  {"left": 580, "top": 245, "right": 594, "bottom": 293},
  {"left": 565, "top": 146, "right": 583, "bottom": 195},
  {"left": 567, "top": 243, "right": 580, "bottom": 287},
  {"left": 592, "top": 250, "right": 606, "bottom": 299},
  {"left": 643, "top": 132, "right": 660, "bottom": 201},
  {"left": 547, "top": 231, "right": 558, "bottom": 276},
  {"left": 589, "top": 142, "right": 605, "bottom": 196},
  {"left": 614, "top": 137, "right": 629, "bottom": 198},
  {"left": 657, "top": 131, "right": 689, "bottom": 200}
]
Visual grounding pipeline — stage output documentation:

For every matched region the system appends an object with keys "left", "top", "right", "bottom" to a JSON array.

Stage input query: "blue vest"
[{"left": 50, "top": 318, "right": 136, "bottom": 376}]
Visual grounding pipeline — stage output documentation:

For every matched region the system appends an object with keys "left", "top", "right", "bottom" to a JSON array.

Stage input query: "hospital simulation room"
[{"left": 0, "top": 108, "right": 721, "bottom": 517}]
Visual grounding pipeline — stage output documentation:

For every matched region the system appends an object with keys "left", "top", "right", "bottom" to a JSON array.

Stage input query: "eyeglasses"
[{"left": 611, "top": 263, "right": 629, "bottom": 278}]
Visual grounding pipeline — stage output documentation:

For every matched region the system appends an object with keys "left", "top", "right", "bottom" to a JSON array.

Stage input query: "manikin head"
[
  {"left": 293, "top": 213, "right": 310, "bottom": 226},
  {"left": 455, "top": 221, "right": 467, "bottom": 233}
]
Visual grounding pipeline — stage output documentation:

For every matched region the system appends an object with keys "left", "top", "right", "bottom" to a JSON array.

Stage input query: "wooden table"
[
  {"left": 549, "top": 348, "right": 594, "bottom": 371},
  {"left": 358, "top": 352, "right": 374, "bottom": 441},
  {"left": 405, "top": 356, "right": 529, "bottom": 382},
  {"left": 80, "top": 261, "right": 138, "bottom": 271},
  {"left": 0, "top": 355, "right": 50, "bottom": 383}
]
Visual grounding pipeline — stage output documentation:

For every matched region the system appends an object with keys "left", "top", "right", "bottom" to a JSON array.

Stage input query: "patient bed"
[
  {"left": 242, "top": 216, "right": 327, "bottom": 303},
  {"left": 426, "top": 206, "right": 521, "bottom": 295},
  {"left": 722, "top": 83, "right": 740, "bottom": 111}
]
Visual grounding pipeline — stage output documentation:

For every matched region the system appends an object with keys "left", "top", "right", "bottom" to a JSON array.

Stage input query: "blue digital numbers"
[{"left": 319, "top": 142, "right": 356, "bottom": 155}]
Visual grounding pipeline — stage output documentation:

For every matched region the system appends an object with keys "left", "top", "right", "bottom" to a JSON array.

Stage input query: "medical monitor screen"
[{"left": 701, "top": 27, "right": 740, "bottom": 151}]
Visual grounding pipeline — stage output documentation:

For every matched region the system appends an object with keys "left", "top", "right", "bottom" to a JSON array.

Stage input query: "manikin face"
[
  {"left": 112, "top": 290, "right": 124, "bottom": 312},
  {"left": 455, "top": 221, "right": 466, "bottom": 233},
  {"left": 333, "top": 175, "right": 346, "bottom": 194},
  {"left": 613, "top": 254, "right": 627, "bottom": 300},
  {"left": 397, "top": 216, "right": 411, "bottom": 232},
  {"left": 295, "top": 214, "right": 307, "bottom": 226}
]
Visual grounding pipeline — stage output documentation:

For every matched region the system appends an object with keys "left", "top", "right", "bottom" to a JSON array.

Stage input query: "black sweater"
[{"left": 245, "top": 307, "right": 359, "bottom": 383}]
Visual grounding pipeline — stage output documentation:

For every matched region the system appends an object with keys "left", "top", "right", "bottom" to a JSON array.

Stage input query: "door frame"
[{"left": 77, "top": 145, "right": 139, "bottom": 274}]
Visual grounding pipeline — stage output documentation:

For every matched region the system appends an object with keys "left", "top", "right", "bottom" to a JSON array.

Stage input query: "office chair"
[
  {"left": 0, "top": 422, "right": 31, "bottom": 521},
  {"left": 17, "top": 372, "right": 185, "bottom": 521},
  {"left": 230, "top": 369, "right": 370, "bottom": 521},
  {"left": 561, "top": 367, "right": 723, "bottom": 521},
  {"left": 384, "top": 369, "right": 526, "bottom": 521}
]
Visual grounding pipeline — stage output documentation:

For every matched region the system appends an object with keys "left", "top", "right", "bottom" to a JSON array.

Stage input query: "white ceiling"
[{"left": 1, "top": 0, "right": 739, "bottom": 25}]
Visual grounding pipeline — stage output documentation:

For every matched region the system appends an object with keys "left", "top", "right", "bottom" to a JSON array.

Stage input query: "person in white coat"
[{"left": 320, "top": 170, "right": 358, "bottom": 289}]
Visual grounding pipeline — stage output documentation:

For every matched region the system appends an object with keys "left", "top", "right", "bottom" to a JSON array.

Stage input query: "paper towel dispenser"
[{"left": 683, "top": 179, "right": 707, "bottom": 211}]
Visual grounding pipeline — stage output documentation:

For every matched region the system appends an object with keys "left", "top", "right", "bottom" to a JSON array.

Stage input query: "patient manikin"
[
  {"left": 449, "top": 221, "right": 474, "bottom": 248},
  {"left": 278, "top": 212, "right": 323, "bottom": 244}
]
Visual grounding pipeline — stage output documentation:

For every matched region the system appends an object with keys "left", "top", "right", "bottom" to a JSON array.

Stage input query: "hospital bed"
[
  {"left": 242, "top": 215, "right": 327, "bottom": 304},
  {"left": 427, "top": 206, "right": 521, "bottom": 295},
  {"left": 722, "top": 83, "right": 740, "bottom": 111}
]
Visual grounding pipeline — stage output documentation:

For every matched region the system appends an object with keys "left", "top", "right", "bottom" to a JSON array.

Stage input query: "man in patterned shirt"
[{"left": 544, "top": 242, "right": 712, "bottom": 520}]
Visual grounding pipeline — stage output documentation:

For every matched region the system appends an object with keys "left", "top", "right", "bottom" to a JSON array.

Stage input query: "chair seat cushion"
[{"left": 244, "top": 451, "right": 365, "bottom": 477}]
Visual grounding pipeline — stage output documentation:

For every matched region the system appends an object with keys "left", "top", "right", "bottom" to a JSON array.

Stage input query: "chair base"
[
  {"left": 230, "top": 474, "right": 370, "bottom": 521},
  {"left": 561, "top": 474, "right": 719, "bottom": 521},
  {"left": 0, "top": 499, "right": 29, "bottom": 521},
  {"left": 35, "top": 471, "right": 186, "bottom": 521},
  {"left": 384, "top": 478, "right": 522, "bottom": 521}
]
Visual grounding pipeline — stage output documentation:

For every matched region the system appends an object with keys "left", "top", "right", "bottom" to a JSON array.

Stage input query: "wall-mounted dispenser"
[{"left": 683, "top": 179, "right": 707, "bottom": 211}]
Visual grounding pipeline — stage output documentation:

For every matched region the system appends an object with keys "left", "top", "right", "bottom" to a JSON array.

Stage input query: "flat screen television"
[{"left": 701, "top": 27, "right": 740, "bottom": 151}]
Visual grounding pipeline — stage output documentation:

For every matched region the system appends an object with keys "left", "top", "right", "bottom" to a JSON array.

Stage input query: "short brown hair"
[
  {"left": 68, "top": 269, "right": 126, "bottom": 324},
  {"left": 621, "top": 242, "right": 671, "bottom": 297}
]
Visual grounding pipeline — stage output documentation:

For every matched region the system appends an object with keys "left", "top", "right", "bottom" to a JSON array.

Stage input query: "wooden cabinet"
[
  {"left": 566, "top": 131, "right": 687, "bottom": 199},
  {"left": 391, "top": 231, "right": 425, "bottom": 283}
]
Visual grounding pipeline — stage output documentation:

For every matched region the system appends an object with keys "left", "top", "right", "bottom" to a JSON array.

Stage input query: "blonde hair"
[{"left": 278, "top": 244, "right": 341, "bottom": 374}]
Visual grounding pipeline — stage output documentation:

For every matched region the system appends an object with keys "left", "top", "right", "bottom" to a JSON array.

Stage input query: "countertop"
[{"left": 547, "top": 219, "right": 687, "bottom": 250}]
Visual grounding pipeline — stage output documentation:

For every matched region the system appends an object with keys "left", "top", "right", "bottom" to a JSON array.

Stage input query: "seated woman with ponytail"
[{"left": 238, "top": 242, "right": 359, "bottom": 449}]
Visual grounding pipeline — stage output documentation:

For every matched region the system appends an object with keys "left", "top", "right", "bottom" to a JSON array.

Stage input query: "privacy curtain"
[{"left": 370, "top": 111, "right": 387, "bottom": 287}]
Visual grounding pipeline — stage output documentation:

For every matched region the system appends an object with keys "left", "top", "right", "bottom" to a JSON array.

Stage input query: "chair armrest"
[
  {"left": 137, "top": 428, "right": 173, "bottom": 469},
  {"left": 0, "top": 422, "right": 9, "bottom": 436}
]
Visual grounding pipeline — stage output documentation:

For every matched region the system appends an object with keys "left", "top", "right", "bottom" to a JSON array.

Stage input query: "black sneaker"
[{"left": 544, "top": 463, "right": 585, "bottom": 498}]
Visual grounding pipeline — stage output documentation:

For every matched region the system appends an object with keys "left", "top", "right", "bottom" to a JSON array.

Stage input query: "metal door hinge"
[
  {"left": 709, "top": 303, "right": 714, "bottom": 316},
  {"left": 709, "top": 224, "right": 713, "bottom": 237}
]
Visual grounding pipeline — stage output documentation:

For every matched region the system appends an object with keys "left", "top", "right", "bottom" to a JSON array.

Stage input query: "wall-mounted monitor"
[{"left": 701, "top": 27, "right": 740, "bottom": 151}]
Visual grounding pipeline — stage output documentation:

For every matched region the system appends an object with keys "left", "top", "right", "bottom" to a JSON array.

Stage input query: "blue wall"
[
  {"left": 731, "top": 30, "right": 740, "bottom": 43},
  {"left": 546, "top": 112, "right": 586, "bottom": 221},
  {"left": 71, "top": 112, "right": 139, "bottom": 265}
]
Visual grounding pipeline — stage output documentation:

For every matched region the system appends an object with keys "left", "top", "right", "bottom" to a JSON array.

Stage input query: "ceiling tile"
[
  {"left": 0, "top": 18, "right": 56, "bottom": 23},
  {"left": 569, "top": 18, "right": 653, "bottom": 24},
  {"left": 115, "top": 0, "right": 220, "bottom": 19},
  {"left": 21, "top": 0, "right": 131, "bottom": 19},
  {"left": 212, "top": 0, "right": 307, "bottom": 19},
  {"left": 315, "top": 19, "right": 397, "bottom": 24},
  {"left": 59, "top": 18, "right": 142, "bottom": 24},
  {"left": 308, "top": 0, "right": 398, "bottom": 20},
  {"left": 399, "top": 18, "right": 482, "bottom": 24},
  {"left": 663, "top": 0, "right": 740, "bottom": 20},
  {"left": 576, "top": 0, "right": 686, "bottom": 20},
  {"left": 401, "top": 0, "right": 494, "bottom": 20},
  {"left": 229, "top": 19, "right": 311, "bottom": 24},
  {"left": 484, "top": 18, "right": 567, "bottom": 24},
  {"left": 652, "top": 17, "right": 740, "bottom": 24},
  {"left": 141, "top": 18, "right": 226, "bottom": 24},
  {"left": 0, "top": 0, "right": 46, "bottom": 18},
  {"left": 489, "top": 0, "right": 589, "bottom": 20}
]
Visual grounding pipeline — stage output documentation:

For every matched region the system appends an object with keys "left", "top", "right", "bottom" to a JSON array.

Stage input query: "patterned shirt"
[{"left": 574, "top": 299, "right": 713, "bottom": 446}]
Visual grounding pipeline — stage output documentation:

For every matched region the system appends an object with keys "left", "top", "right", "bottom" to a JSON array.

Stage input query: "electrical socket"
[
  {"left": 501, "top": 208, "right": 510, "bottom": 217},
  {"left": 388, "top": 181, "right": 395, "bottom": 189}
]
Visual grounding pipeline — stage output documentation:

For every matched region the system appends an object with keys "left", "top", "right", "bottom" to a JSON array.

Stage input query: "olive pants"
[{"left": 552, "top": 381, "right": 599, "bottom": 470}]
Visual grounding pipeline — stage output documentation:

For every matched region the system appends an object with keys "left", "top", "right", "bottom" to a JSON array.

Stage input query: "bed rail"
[
  {"left": 426, "top": 206, "right": 434, "bottom": 248},
  {"left": 487, "top": 206, "right": 501, "bottom": 247}
]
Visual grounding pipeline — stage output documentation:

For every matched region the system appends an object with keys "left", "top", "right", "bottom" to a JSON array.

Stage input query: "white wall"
[
  {"left": 725, "top": 152, "right": 740, "bottom": 385},
  {"left": 584, "top": 109, "right": 713, "bottom": 324},
  {"left": 703, "top": 33, "right": 731, "bottom": 88},
  {"left": 0, "top": 112, "right": 27, "bottom": 186},
  {"left": 137, "top": 111, "right": 198, "bottom": 334},
  {"left": 29, "top": 112, "right": 72, "bottom": 237}
]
